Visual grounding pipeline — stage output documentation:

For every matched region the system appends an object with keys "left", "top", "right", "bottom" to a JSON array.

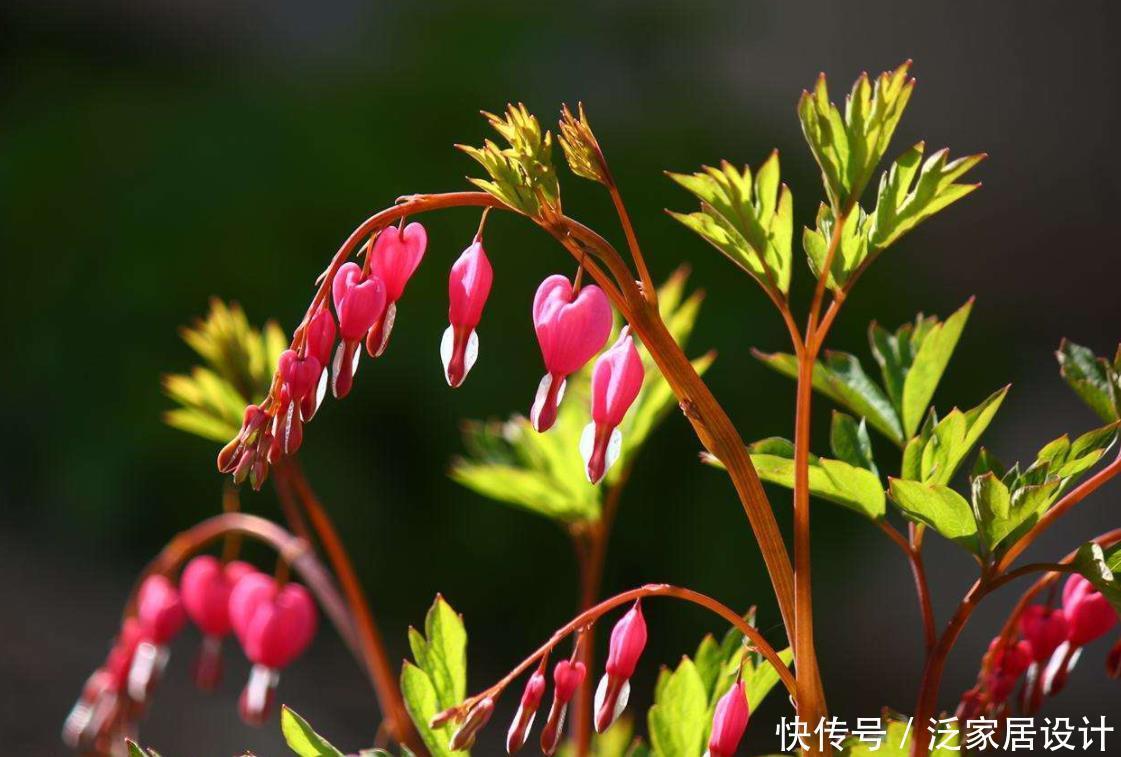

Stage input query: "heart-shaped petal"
[
  {"left": 533, "top": 276, "right": 613, "bottom": 377},
  {"left": 372, "top": 222, "right": 427, "bottom": 302},
  {"left": 278, "top": 350, "right": 322, "bottom": 401},
  {"left": 137, "top": 574, "right": 186, "bottom": 645},
  {"left": 181, "top": 556, "right": 254, "bottom": 637}
]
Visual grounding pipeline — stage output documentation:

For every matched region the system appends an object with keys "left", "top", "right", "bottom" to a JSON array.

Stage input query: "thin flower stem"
[
  {"left": 277, "top": 458, "right": 421, "bottom": 753},
  {"left": 879, "top": 520, "right": 936, "bottom": 652},
  {"left": 454, "top": 583, "right": 797, "bottom": 715},
  {"left": 995, "top": 451, "right": 1121, "bottom": 572},
  {"left": 605, "top": 183, "right": 657, "bottom": 305}
]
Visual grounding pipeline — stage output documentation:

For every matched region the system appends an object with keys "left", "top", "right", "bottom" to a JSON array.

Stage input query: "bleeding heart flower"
[
  {"left": 581, "top": 328, "right": 644, "bottom": 484},
  {"left": 180, "top": 556, "right": 256, "bottom": 690},
  {"left": 530, "top": 275, "right": 613, "bottom": 432},
  {"left": 278, "top": 350, "right": 321, "bottom": 402},
  {"left": 300, "top": 310, "right": 335, "bottom": 421},
  {"left": 594, "top": 601, "right": 647, "bottom": 732},
  {"left": 506, "top": 669, "right": 547, "bottom": 753},
  {"left": 104, "top": 618, "right": 145, "bottom": 692},
  {"left": 707, "top": 679, "right": 750, "bottom": 757},
  {"left": 442, "top": 239, "right": 493, "bottom": 388},
  {"left": 331, "top": 262, "right": 387, "bottom": 398},
  {"left": 540, "top": 659, "right": 586, "bottom": 755},
  {"left": 1063, "top": 574, "right": 1118, "bottom": 647},
  {"left": 982, "top": 637, "right": 1032, "bottom": 703},
  {"left": 1019, "top": 605, "right": 1069, "bottom": 663},
  {"left": 366, "top": 222, "right": 427, "bottom": 357},
  {"left": 137, "top": 574, "right": 186, "bottom": 645}
]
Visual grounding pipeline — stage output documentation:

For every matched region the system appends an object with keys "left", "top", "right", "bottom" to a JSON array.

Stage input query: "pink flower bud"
[
  {"left": 442, "top": 240, "right": 493, "bottom": 387},
  {"left": 582, "top": 328, "right": 644, "bottom": 483},
  {"left": 982, "top": 637, "right": 1031, "bottom": 703},
  {"left": 137, "top": 575, "right": 186, "bottom": 645},
  {"left": 707, "top": 679, "right": 750, "bottom": 757},
  {"left": 594, "top": 601, "right": 647, "bottom": 732},
  {"left": 104, "top": 619, "right": 145, "bottom": 692},
  {"left": 507, "top": 670, "right": 547, "bottom": 753},
  {"left": 1019, "top": 605, "right": 1069, "bottom": 663},
  {"left": 366, "top": 222, "right": 427, "bottom": 357},
  {"left": 540, "top": 660, "right": 586, "bottom": 755},
  {"left": 278, "top": 350, "right": 321, "bottom": 402},
  {"left": 1062, "top": 574, "right": 1118, "bottom": 646},
  {"left": 305, "top": 309, "right": 337, "bottom": 367},
  {"left": 331, "top": 262, "right": 387, "bottom": 399},
  {"left": 450, "top": 697, "right": 495, "bottom": 751},
  {"left": 181, "top": 556, "right": 254, "bottom": 637},
  {"left": 229, "top": 572, "right": 318, "bottom": 670},
  {"left": 530, "top": 275, "right": 613, "bottom": 432}
]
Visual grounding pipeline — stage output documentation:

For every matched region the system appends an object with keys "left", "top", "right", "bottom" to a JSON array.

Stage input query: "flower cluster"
[
  {"left": 219, "top": 220, "right": 645, "bottom": 489},
  {"left": 959, "top": 573, "right": 1118, "bottom": 722},
  {"left": 62, "top": 558, "right": 317, "bottom": 751}
]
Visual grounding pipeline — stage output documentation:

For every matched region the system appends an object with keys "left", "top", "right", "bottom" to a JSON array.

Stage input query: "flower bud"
[
  {"left": 1019, "top": 605, "right": 1068, "bottom": 663},
  {"left": 305, "top": 309, "right": 337, "bottom": 367},
  {"left": 707, "top": 679, "right": 750, "bottom": 757},
  {"left": 366, "top": 222, "right": 427, "bottom": 357},
  {"left": 506, "top": 670, "right": 547, "bottom": 753},
  {"left": 442, "top": 240, "right": 493, "bottom": 387},
  {"left": 449, "top": 697, "right": 494, "bottom": 751},
  {"left": 278, "top": 349, "right": 321, "bottom": 402},
  {"left": 331, "top": 262, "right": 387, "bottom": 398},
  {"left": 229, "top": 573, "right": 318, "bottom": 670},
  {"left": 594, "top": 601, "right": 647, "bottom": 732},
  {"left": 981, "top": 636, "right": 1031, "bottom": 703},
  {"left": 540, "top": 660, "right": 586, "bottom": 755},
  {"left": 1063, "top": 574, "right": 1119, "bottom": 646},
  {"left": 180, "top": 556, "right": 255, "bottom": 690},
  {"left": 530, "top": 275, "right": 613, "bottom": 432},
  {"left": 582, "top": 329, "right": 644, "bottom": 484},
  {"left": 137, "top": 574, "right": 186, "bottom": 646}
]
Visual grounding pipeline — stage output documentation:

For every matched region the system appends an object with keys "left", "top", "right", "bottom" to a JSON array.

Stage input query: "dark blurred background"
[{"left": 3, "top": 1, "right": 1121, "bottom": 754}]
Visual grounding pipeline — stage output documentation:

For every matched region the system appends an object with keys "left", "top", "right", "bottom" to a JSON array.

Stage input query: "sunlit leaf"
[
  {"left": 281, "top": 707, "right": 345, "bottom": 757},
  {"left": 830, "top": 411, "right": 879, "bottom": 478},
  {"left": 902, "top": 387, "right": 1008, "bottom": 485},
  {"left": 459, "top": 104, "right": 559, "bottom": 217},
  {"left": 1057, "top": 339, "right": 1121, "bottom": 422},
  {"left": 401, "top": 596, "right": 469, "bottom": 757},
  {"left": 888, "top": 479, "right": 979, "bottom": 553},
  {"left": 648, "top": 658, "right": 708, "bottom": 757},
  {"left": 1072, "top": 542, "right": 1121, "bottom": 616}
]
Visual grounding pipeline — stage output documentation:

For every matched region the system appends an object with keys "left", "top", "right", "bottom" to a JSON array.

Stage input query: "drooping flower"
[
  {"left": 180, "top": 556, "right": 255, "bottom": 689},
  {"left": 276, "top": 350, "right": 322, "bottom": 454},
  {"left": 331, "top": 262, "right": 387, "bottom": 398},
  {"left": 366, "top": 222, "right": 427, "bottom": 357},
  {"left": 229, "top": 572, "right": 318, "bottom": 725},
  {"left": 594, "top": 601, "right": 647, "bottom": 732},
  {"left": 982, "top": 637, "right": 1032, "bottom": 703},
  {"left": 450, "top": 697, "right": 495, "bottom": 751},
  {"left": 540, "top": 659, "right": 586, "bottom": 756},
  {"left": 707, "top": 679, "right": 750, "bottom": 757},
  {"left": 582, "top": 328, "right": 644, "bottom": 484},
  {"left": 1063, "top": 574, "right": 1118, "bottom": 646},
  {"left": 441, "top": 239, "right": 493, "bottom": 388},
  {"left": 1019, "top": 605, "right": 1069, "bottom": 663},
  {"left": 530, "top": 275, "right": 613, "bottom": 432},
  {"left": 301, "top": 309, "right": 336, "bottom": 420},
  {"left": 506, "top": 669, "right": 547, "bottom": 753},
  {"left": 129, "top": 575, "right": 187, "bottom": 702}
]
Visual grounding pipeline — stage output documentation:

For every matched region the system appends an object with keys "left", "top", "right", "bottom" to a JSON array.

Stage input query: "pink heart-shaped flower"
[
  {"left": 278, "top": 350, "right": 322, "bottom": 402},
  {"left": 533, "top": 275, "right": 613, "bottom": 377},
  {"left": 181, "top": 556, "right": 254, "bottom": 638},
  {"left": 137, "top": 574, "right": 186, "bottom": 645},
  {"left": 229, "top": 573, "right": 317, "bottom": 669},
  {"left": 372, "top": 222, "right": 427, "bottom": 303}
]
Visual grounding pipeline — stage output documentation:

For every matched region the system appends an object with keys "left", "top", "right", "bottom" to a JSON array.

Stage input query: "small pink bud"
[
  {"left": 331, "top": 262, "right": 386, "bottom": 398},
  {"left": 104, "top": 619, "right": 145, "bottom": 691},
  {"left": 707, "top": 679, "right": 750, "bottom": 757},
  {"left": 530, "top": 275, "right": 613, "bottom": 432},
  {"left": 366, "top": 222, "right": 427, "bottom": 357},
  {"left": 540, "top": 660, "right": 586, "bottom": 755},
  {"left": 229, "top": 573, "right": 318, "bottom": 670},
  {"left": 278, "top": 349, "right": 321, "bottom": 402},
  {"left": 305, "top": 309, "right": 337, "bottom": 367},
  {"left": 582, "top": 328, "right": 644, "bottom": 483},
  {"left": 594, "top": 601, "right": 647, "bottom": 732},
  {"left": 449, "top": 697, "right": 494, "bottom": 751},
  {"left": 1019, "top": 605, "right": 1069, "bottom": 663},
  {"left": 181, "top": 556, "right": 254, "bottom": 637},
  {"left": 137, "top": 574, "right": 186, "bottom": 645},
  {"left": 982, "top": 637, "right": 1031, "bottom": 703},
  {"left": 1062, "top": 574, "right": 1118, "bottom": 646},
  {"left": 442, "top": 240, "right": 493, "bottom": 387},
  {"left": 506, "top": 670, "right": 547, "bottom": 753}
]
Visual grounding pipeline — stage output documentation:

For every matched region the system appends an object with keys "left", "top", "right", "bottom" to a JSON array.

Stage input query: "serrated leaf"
[
  {"left": 400, "top": 662, "right": 455, "bottom": 757},
  {"left": 1072, "top": 542, "right": 1121, "bottom": 616},
  {"left": 915, "top": 387, "right": 1009, "bottom": 485},
  {"left": 889, "top": 479, "right": 978, "bottom": 552},
  {"left": 897, "top": 300, "right": 972, "bottom": 437},
  {"left": 1057, "top": 339, "right": 1121, "bottom": 422},
  {"left": 971, "top": 472, "right": 1023, "bottom": 552},
  {"left": 754, "top": 349, "right": 903, "bottom": 444},
  {"left": 648, "top": 658, "right": 708, "bottom": 757},
  {"left": 668, "top": 153, "right": 793, "bottom": 295},
  {"left": 459, "top": 104, "right": 559, "bottom": 217},
  {"left": 830, "top": 412, "right": 878, "bottom": 477},
  {"left": 802, "top": 202, "right": 873, "bottom": 291},
  {"left": 281, "top": 707, "right": 345, "bottom": 757},
  {"left": 744, "top": 647, "right": 794, "bottom": 711},
  {"left": 401, "top": 596, "right": 469, "bottom": 757}
]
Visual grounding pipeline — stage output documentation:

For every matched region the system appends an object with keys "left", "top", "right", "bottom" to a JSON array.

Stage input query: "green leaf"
[
  {"left": 753, "top": 349, "right": 903, "bottom": 444},
  {"left": 743, "top": 647, "right": 794, "bottom": 711},
  {"left": 668, "top": 152, "right": 794, "bottom": 295},
  {"left": 971, "top": 472, "right": 1024, "bottom": 552},
  {"left": 898, "top": 300, "right": 972, "bottom": 437},
  {"left": 648, "top": 658, "right": 709, "bottom": 757},
  {"left": 830, "top": 411, "right": 879, "bottom": 477},
  {"left": 798, "top": 62, "right": 914, "bottom": 212},
  {"left": 867, "top": 142, "right": 984, "bottom": 251},
  {"left": 888, "top": 479, "right": 979, "bottom": 553},
  {"left": 706, "top": 437, "right": 885, "bottom": 520},
  {"left": 458, "top": 104, "right": 559, "bottom": 217},
  {"left": 802, "top": 203, "right": 873, "bottom": 291},
  {"left": 840, "top": 713, "right": 960, "bottom": 755},
  {"left": 1057, "top": 339, "right": 1121, "bottom": 422},
  {"left": 401, "top": 596, "right": 469, "bottom": 756},
  {"left": 1073, "top": 542, "right": 1121, "bottom": 616},
  {"left": 281, "top": 707, "right": 345, "bottom": 757},
  {"left": 912, "top": 386, "right": 1009, "bottom": 485}
]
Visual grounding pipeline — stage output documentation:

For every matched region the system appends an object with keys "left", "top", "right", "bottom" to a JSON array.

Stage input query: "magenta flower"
[
  {"left": 229, "top": 572, "right": 318, "bottom": 726},
  {"left": 594, "top": 600, "right": 647, "bottom": 732},
  {"left": 180, "top": 556, "right": 255, "bottom": 690},
  {"left": 301, "top": 309, "right": 335, "bottom": 420},
  {"left": 582, "top": 328, "right": 644, "bottom": 484},
  {"left": 982, "top": 637, "right": 1032, "bottom": 703},
  {"left": 707, "top": 679, "right": 750, "bottom": 757},
  {"left": 530, "top": 275, "right": 613, "bottom": 432},
  {"left": 442, "top": 240, "right": 493, "bottom": 387},
  {"left": 130, "top": 575, "right": 187, "bottom": 702},
  {"left": 331, "top": 262, "right": 387, "bottom": 398},
  {"left": 540, "top": 659, "right": 586, "bottom": 755},
  {"left": 506, "top": 669, "right": 547, "bottom": 753},
  {"left": 1062, "top": 574, "right": 1118, "bottom": 646},
  {"left": 1019, "top": 605, "right": 1068, "bottom": 663},
  {"left": 366, "top": 222, "right": 427, "bottom": 357}
]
